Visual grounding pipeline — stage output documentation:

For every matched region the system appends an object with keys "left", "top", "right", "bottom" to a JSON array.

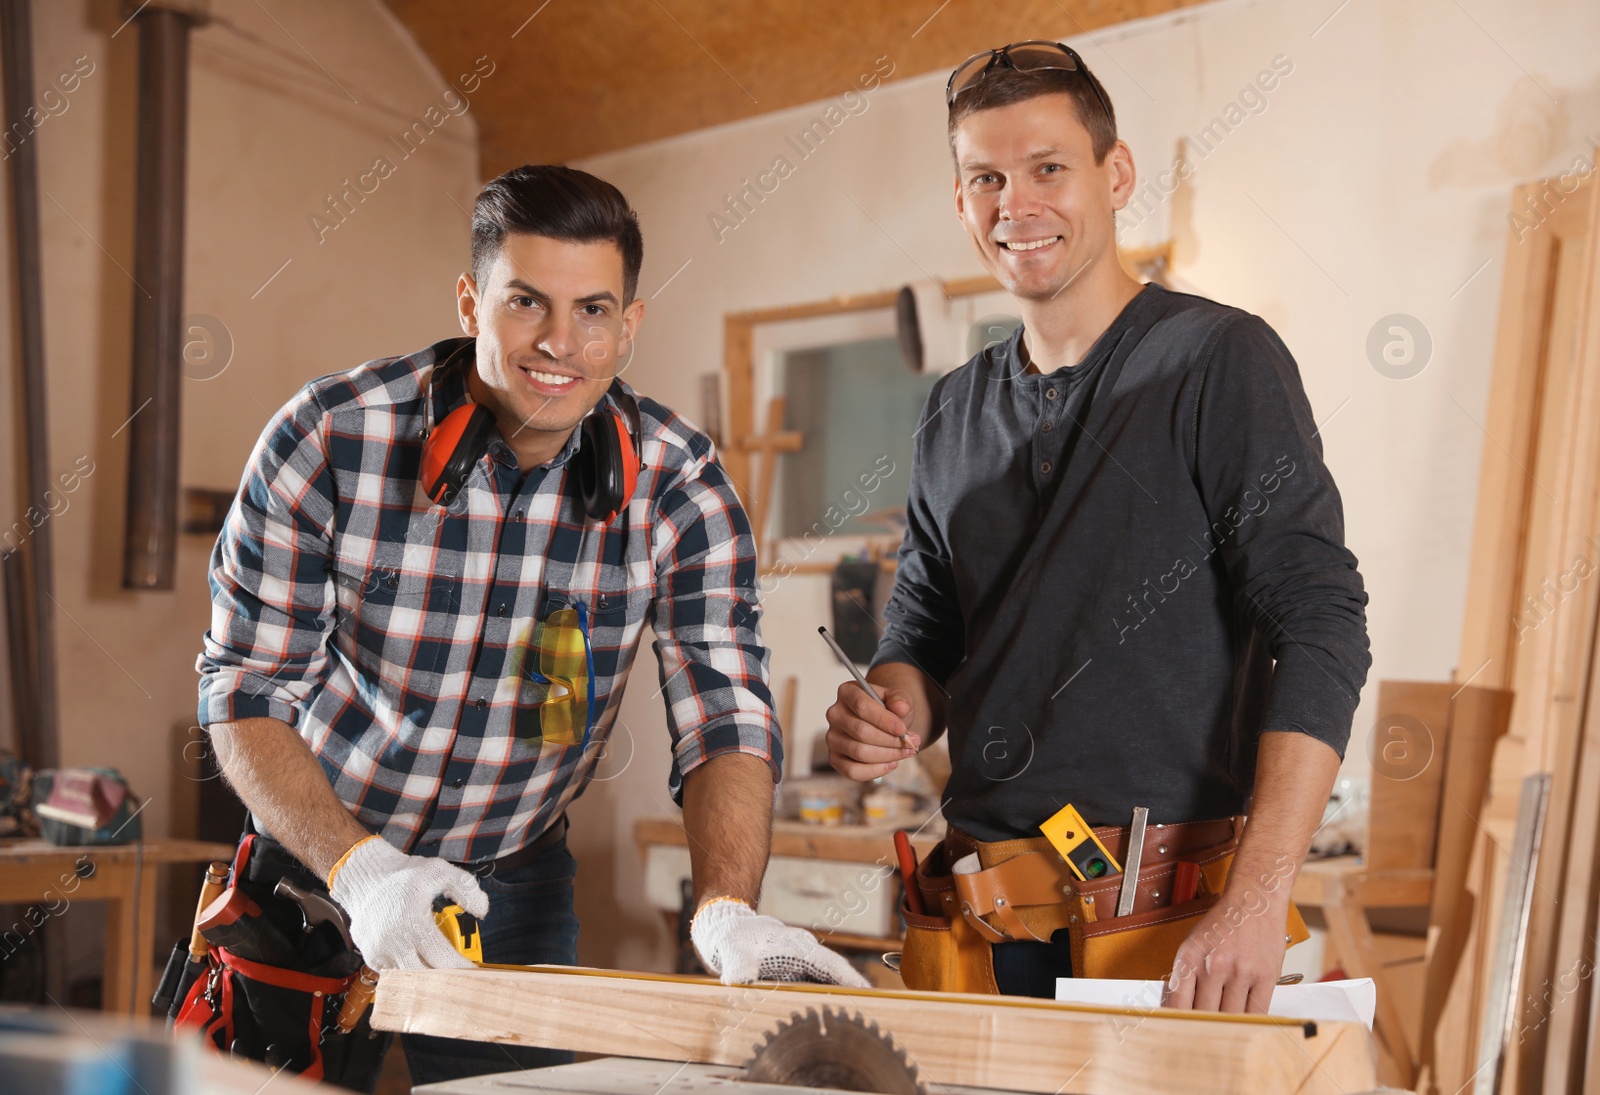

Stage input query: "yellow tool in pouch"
[
  {"left": 433, "top": 899, "right": 483, "bottom": 963},
  {"left": 898, "top": 815, "right": 1313, "bottom": 992},
  {"left": 1039, "top": 803, "right": 1121, "bottom": 880}
]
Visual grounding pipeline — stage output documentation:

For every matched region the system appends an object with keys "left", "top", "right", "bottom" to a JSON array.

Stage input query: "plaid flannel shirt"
[{"left": 196, "top": 337, "right": 781, "bottom": 862}]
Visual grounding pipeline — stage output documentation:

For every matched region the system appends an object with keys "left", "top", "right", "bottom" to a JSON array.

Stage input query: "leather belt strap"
[
  {"left": 944, "top": 816, "right": 1244, "bottom": 944},
  {"left": 452, "top": 814, "right": 569, "bottom": 877}
]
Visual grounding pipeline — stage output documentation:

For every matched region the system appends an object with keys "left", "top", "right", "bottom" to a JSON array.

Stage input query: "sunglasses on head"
[{"left": 946, "top": 40, "right": 1113, "bottom": 128}]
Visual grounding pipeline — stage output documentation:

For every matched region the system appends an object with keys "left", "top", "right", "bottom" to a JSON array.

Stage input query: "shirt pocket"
[
  {"left": 582, "top": 576, "right": 654, "bottom": 701},
  {"left": 331, "top": 562, "right": 457, "bottom": 681}
]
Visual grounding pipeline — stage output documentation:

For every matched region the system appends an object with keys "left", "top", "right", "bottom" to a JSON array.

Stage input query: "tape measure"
[{"left": 432, "top": 899, "right": 483, "bottom": 963}]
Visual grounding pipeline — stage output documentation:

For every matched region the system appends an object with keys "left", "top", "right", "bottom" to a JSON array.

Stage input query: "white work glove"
[
  {"left": 327, "top": 836, "right": 489, "bottom": 970},
  {"left": 691, "top": 897, "right": 871, "bottom": 988}
]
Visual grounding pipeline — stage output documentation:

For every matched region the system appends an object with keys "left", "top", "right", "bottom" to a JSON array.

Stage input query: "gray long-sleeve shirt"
[{"left": 872, "top": 282, "right": 1370, "bottom": 841}]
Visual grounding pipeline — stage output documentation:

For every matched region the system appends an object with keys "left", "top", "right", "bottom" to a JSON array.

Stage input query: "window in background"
[{"left": 777, "top": 336, "right": 939, "bottom": 539}]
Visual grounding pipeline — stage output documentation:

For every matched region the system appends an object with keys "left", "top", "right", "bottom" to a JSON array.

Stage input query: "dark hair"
[
  {"left": 471, "top": 165, "right": 645, "bottom": 304},
  {"left": 947, "top": 64, "right": 1117, "bottom": 164}
]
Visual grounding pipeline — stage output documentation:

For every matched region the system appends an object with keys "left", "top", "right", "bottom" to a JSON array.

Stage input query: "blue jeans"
[
  {"left": 992, "top": 930, "right": 1074, "bottom": 998},
  {"left": 396, "top": 834, "right": 581, "bottom": 1087}
]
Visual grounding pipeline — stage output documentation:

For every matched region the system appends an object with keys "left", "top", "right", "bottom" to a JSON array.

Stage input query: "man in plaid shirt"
[{"left": 198, "top": 166, "right": 862, "bottom": 1088}]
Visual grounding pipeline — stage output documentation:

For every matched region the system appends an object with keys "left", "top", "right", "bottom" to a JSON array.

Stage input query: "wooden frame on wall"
[
  {"left": 720, "top": 243, "right": 1175, "bottom": 562},
  {"left": 719, "top": 274, "right": 1000, "bottom": 499}
]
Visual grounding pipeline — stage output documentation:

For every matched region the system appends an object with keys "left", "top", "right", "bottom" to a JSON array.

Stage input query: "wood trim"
[
  {"left": 372, "top": 965, "right": 1379, "bottom": 1095},
  {"left": 720, "top": 276, "right": 1001, "bottom": 520},
  {"left": 634, "top": 815, "right": 939, "bottom": 868}
]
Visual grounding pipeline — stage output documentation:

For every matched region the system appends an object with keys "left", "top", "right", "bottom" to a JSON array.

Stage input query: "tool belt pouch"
[
  {"left": 898, "top": 841, "right": 1000, "bottom": 994},
  {"left": 172, "top": 833, "right": 382, "bottom": 1089},
  {"left": 948, "top": 816, "right": 1310, "bottom": 983}
]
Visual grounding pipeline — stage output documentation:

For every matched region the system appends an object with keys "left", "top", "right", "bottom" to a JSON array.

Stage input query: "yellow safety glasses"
[{"left": 507, "top": 602, "right": 595, "bottom": 748}]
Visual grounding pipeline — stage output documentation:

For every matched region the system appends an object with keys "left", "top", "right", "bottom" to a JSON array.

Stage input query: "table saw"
[{"left": 371, "top": 965, "right": 1408, "bottom": 1095}]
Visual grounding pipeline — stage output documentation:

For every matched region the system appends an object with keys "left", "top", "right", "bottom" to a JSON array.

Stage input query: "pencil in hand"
[{"left": 817, "top": 626, "right": 915, "bottom": 750}]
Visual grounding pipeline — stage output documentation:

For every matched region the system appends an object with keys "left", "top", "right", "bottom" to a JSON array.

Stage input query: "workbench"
[
  {"left": 371, "top": 964, "right": 1395, "bottom": 1095},
  {"left": 0, "top": 838, "right": 235, "bottom": 1014}
]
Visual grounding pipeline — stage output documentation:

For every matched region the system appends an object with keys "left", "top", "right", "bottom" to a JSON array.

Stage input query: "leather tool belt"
[{"left": 898, "top": 815, "right": 1310, "bottom": 994}]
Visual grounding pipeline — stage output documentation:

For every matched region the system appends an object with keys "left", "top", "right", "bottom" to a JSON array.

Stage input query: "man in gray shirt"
[{"left": 824, "top": 43, "right": 1369, "bottom": 1013}]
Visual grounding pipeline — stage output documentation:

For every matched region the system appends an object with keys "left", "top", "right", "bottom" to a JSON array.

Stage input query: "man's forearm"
[
  {"left": 1228, "top": 730, "right": 1341, "bottom": 908},
  {"left": 208, "top": 717, "right": 372, "bottom": 880},
  {"left": 681, "top": 752, "right": 775, "bottom": 909}
]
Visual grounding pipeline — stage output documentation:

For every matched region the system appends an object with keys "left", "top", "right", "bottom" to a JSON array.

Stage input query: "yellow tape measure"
[{"left": 433, "top": 900, "right": 483, "bottom": 963}]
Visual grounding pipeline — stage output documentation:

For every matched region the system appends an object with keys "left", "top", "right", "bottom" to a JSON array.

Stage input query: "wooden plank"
[
  {"left": 1292, "top": 859, "right": 1433, "bottom": 910},
  {"left": 1442, "top": 172, "right": 1600, "bottom": 1095},
  {"left": 371, "top": 966, "right": 1379, "bottom": 1095},
  {"left": 1547, "top": 629, "right": 1600, "bottom": 1092},
  {"left": 1313, "top": 870, "right": 1413, "bottom": 1088},
  {"left": 1526, "top": 172, "right": 1600, "bottom": 1095},
  {"left": 722, "top": 316, "right": 756, "bottom": 500},
  {"left": 1366, "top": 681, "right": 1453, "bottom": 872},
  {"left": 1419, "top": 686, "right": 1512, "bottom": 1092},
  {"left": 1454, "top": 179, "right": 1570, "bottom": 691},
  {"left": 635, "top": 816, "right": 939, "bottom": 867},
  {"left": 0, "top": 838, "right": 236, "bottom": 865}
]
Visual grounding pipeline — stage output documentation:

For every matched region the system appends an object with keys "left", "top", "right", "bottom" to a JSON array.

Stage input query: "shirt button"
[
  {"left": 452, "top": 778, "right": 464, "bottom": 789},
  {"left": 1045, "top": 388, "right": 1058, "bottom": 400},
  {"left": 496, "top": 604, "right": 508, "bottom": 617},
  {"left": 1041, "top": 461, "right": 1053, "bottom": 474},
  {"left": 1042, "top": 419, "right": 1054, "bottom": 431},
  {"left": 475, "top": 698, "right": 488, "bottom": 709},
  {"left": 512, "top": 509, "right": 523, "bottom": 518}
]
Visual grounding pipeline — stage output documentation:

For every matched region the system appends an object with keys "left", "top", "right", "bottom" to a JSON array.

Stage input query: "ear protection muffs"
[
  {"left": 420, "top": 402, "right": 497, "bottom": 507},
  {"left": 577, "top": 401, "right": 641, "bottom": 524},
  {"left": 419, "top": 380, "right": 643, "bottom": 523}
]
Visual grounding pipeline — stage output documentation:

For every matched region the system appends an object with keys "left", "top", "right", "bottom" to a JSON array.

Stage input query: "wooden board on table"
[
  {"left": 635, "top": 815, "right": 940, "bottom": 867},
  {"left": 371, "top": 966, "right": 1381, "bottom": 1095},
  {"left": 1366, "top": 681, "right": 1453, "bottom": 872}
]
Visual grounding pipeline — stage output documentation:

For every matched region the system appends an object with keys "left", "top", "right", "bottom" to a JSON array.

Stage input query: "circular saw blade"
[{"left": 743, "top": 1007, "right": 926, "bottom": 1095}]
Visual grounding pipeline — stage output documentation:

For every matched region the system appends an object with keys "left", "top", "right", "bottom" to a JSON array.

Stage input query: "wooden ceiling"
[{"left": 381, "top": 0, "right": 1210, "bottom": 176}]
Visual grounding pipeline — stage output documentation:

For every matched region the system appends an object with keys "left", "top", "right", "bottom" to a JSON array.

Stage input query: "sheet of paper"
[{"left": 1053, "top": 978, "right": 1376, "bottom": 1029}]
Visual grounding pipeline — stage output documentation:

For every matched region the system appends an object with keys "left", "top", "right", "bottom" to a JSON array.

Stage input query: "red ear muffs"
[
  {"left": 421, "top": 403, "right": 496, "bottom": 506},
  {"left": 577, "top": 406, "right": 641, "bottom": 524}
]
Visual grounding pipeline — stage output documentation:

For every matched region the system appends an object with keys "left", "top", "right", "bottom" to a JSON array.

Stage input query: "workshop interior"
[{"left": 0, "top": 1, "right": 1598, "bottom": 1094}]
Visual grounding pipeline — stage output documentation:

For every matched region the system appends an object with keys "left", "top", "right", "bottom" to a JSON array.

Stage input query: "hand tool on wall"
[{"left": 819, "top": 626, "right": 914, "bottom": 749}]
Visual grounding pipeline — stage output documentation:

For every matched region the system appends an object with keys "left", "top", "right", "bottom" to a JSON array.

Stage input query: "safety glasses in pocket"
[{"left": 507, "top": 601, "right": 596, "bottom": 749}]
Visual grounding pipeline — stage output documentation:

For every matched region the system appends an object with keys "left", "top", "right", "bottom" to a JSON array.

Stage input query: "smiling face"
[
  {"left": 456, "top": 231, "right": 645, "bottom": 469},
  {"left": 953, "top": 92, "right": 1135, "bottom": 303}
]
